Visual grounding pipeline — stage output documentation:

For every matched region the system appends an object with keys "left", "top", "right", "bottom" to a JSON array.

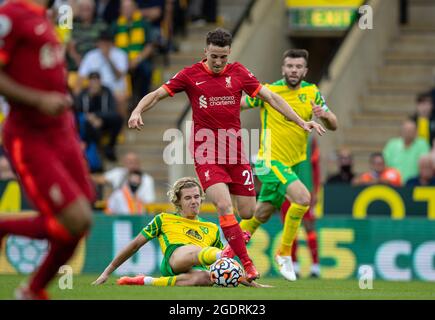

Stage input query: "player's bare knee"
[
  {"left": 238, "top": 205, "right": 255, "bottom": 219},
  {"left": 60, "top": 198, "right": 93, "bottom": 237},
  {"left": 295, "top": 192, "right": 311, "bottom": 207},
  {"left": 214, "top": 200, "right": 233, "bottom": 215},
  {"left": 255, "top": 209, "right": 272, "bottom": 223},
  {"left": 255, "top": 203, "right": 273, "bottom": 223},
  {"left": 73, "top": 203, "right": 93, "bottom": 235}
]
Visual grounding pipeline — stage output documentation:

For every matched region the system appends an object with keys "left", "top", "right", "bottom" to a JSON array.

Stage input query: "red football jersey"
[
  {"left": 163, "top": 59, "right": 261, "bottom": 163},
  {"left": 0, "top": 0, "right": 72, "bottom": 131}
]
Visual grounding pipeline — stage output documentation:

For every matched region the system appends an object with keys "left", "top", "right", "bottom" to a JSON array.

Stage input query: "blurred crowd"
[
  {"left": 0, "top": 0, "right": 219, "bottom": 214},
  {"left": 327, "top": 90, "right": 435, "bottom": 187}
]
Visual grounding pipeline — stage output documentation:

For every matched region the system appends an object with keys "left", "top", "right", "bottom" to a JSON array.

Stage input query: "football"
[{"left": 209, "top": 257, "right": 245, "bottom": 287}]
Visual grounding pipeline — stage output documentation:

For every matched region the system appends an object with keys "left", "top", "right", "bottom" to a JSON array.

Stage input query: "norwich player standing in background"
[{"left": 239, "top": 49, "right": 338, "bottom": 281}]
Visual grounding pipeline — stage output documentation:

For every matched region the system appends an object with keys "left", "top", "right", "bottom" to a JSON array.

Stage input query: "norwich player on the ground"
[
  {"left": 239, "top": 49, "right": 338, "bottom": 281},
  {"left": 92, "top": 177, "right": 268, "bottom": 287}
]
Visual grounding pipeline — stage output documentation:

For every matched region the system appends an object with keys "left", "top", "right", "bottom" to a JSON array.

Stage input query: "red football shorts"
[
  {"left": 3, "top": 127, "right": 95, "bottom": 217},
  {"left": 194, "top": 162, "right": 256, "bottom": 196}
]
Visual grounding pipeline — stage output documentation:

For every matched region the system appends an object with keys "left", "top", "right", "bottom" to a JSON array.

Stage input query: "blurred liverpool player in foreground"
[
  {"left": 0, "top": 0, "right": 94, "bottom": 299},
  {"left": 128, "top": 28, "right": 325, "bottom": 281}
]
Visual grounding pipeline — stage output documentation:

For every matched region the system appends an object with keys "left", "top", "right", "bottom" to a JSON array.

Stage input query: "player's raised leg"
[
  {"left": 16, "top": 198, "right": 93, "bottom": 299},
  {"left": 169, "top": 245, "right": 222, "bottom": 274},
  {"left": 206, "top": 183, "right": 259, "bottom": 281},
  {"left": 1, "top": 133, "right": 94, "bottom": 299}
]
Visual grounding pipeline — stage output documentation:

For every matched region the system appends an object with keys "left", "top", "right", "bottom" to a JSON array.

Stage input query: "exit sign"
[{"left": 289, "top": 8, "right": 359, "bottom": 30}]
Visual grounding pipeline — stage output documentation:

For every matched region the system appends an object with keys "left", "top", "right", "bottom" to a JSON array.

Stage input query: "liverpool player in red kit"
[
  {"left": 0, "top": 0, "right": 94, "bottom": 299},
  {"left": 128, "top": 28, "right": 324, "bottom": 281}
]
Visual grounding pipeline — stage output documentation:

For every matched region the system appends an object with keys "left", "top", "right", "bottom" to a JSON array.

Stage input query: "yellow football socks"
[
  {"left": 198, "top": 246, "right": 221, "bottom": 265},
  {"left": 279, "top": 203, "right": 309, "bottom": 256},
  {"left": 240, "top": 216, "right": 262, "bottom": 235},
  {"left": 148, "top": 276, "right": 177, "bottom": 286}
]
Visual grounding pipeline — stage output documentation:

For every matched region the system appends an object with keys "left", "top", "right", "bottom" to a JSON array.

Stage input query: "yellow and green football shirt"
[
  {"left": 246, "top": 79, "right": 329, "bottom": 167},
  {"left": 141, "top": 212, "right": 224, "bottom": 255}
]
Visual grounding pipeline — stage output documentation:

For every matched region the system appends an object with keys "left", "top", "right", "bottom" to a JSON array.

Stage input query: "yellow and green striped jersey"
[
  {"left": 141, "top": 212, "right": 224, "bottom": 255},
  {"left": 246, "top": 79, "right": 329, "bottom": 167}
]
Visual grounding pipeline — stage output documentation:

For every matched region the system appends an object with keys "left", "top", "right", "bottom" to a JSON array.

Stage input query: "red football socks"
[
  {"left": 219, "top": 214, "right": 251, "bottom": 266},
  {"left": 307, "top": 230, "right": 319, "bottom": 264},
  {"left": 29, "top": 238, "right": 79, "bottom": 294}
]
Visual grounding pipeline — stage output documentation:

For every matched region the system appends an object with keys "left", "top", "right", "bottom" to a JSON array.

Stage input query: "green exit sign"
[{"left": 289, "top": 8, "right": 358, "bottom": 30}]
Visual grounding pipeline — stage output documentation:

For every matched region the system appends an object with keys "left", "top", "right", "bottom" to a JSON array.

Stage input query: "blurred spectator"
[
  {"left": 172, "top": 0, "right": 189, "bottom": 38},
  {"left": 138, "top": 0, "right": 165, "bottom": 41},
  {"left": 411, "top": 91, "right": 435, "bottom": 147},
  {"left": 103, "top": 152, "right": 156, "bottom": 204},
  {"left": 75, "top": 113, "right": 104, "bottom": 174},
  {"left": 138, "top": 0, "right": 174, "bottom": 58},
  {"left": 105, "top": 170, "right": 147, "bottom": 214},
  {"left": 95, "top": 0, "right": 121, "bottom": 24},
  {"left": 326, "top": 148, "right": 355, "bottom": 184},
  {"left": 352, "top": 152, "right": 402, "bottom": 187},
  {"left": 406, "top": 155, "right": 435, "bottom": 186},
  {"left": 77, "top": 29, "right": 129, "bottom": 117},
  {"left": 188, "top": 0, "right": 217, "bottom": 24},
  {"left": 383, "top": 119, "right": 430, "bottom": 183},
  {"left": 75, "top": 72, "right": 124, "bottom": 162},
  {"left": 66, "top": 0, "right": 107, "bottom": 71},
  {"left": 0, "top": 155, "right": 15, "bottom": 180},
  {"left": 113, "top": 0, "right": 155, "bottom": 106}
]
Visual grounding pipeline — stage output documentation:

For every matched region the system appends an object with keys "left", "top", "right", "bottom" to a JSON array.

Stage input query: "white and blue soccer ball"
[{"left": 209, "top": 257, "right": 245, "bottom": 287}]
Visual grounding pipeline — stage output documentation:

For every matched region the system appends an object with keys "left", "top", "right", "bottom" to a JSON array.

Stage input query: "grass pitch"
[{"left": 0, "top": 274, "right": 434, "bottom": 300}]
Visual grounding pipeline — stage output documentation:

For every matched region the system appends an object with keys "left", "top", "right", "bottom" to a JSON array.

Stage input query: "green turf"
[{"left": 0, "top": 275, "right": 434, "bottom": 300}]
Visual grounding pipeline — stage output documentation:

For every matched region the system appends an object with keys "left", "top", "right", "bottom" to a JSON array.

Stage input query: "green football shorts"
[
  {"left": 160, "top": 244, "right": 208, "bottom": 276},
  {"left": 254, "top": 159, "right": 300, "bottom": 209},
  {"left": 292, "top": 159, "right": 313, "bottom": 193}
]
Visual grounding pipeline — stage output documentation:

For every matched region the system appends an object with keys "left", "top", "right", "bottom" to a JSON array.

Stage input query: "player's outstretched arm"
[
  {"left": 240, "top": 95, "right": 250, "bottom": 111},
  {"left": 128, "top": 86, "right": 170, "bottom": 130},
  {"left": 0, "top": 69, "right": 72, "bottom": 116},
  {"left": 310, "top": 100, "right": 338, "bottom": 131},
  {"left": 92, "top": 234, "right": 148, "bottom": 285},
  {"left": 257, "top": 86, "right": 326, "bottom": 135}
]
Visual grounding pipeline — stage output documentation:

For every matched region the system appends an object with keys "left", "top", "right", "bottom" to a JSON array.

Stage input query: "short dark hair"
[
  {"left": 129, "top": 169, "right": 143, "bottom": 176},
  {"left": 369, "top": 152, "right": 384, "bottom": 161},
  {"left": 416, "top": 91, "right": 432, "bottom": 103},
  {"left": 206, "top": 28, "right": 232, "bottom": 47},
  {"left": 282, "top": 49, "right": 309, "bottom": 65},
  {"left": 99, "top": 29, "right": 113, "bottom": 42},
  {"left": 88, "top": 71, "right": 101, "bottom": 79}
]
